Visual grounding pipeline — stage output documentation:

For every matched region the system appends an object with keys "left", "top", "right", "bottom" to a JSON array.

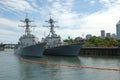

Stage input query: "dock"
[{"left": 80, "top": 47, "right": 120, "bottom": 56}]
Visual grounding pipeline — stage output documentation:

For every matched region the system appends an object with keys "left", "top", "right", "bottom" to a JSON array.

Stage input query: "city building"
[
  {"left": 86, "top": 34, "right": 92, "bottom": 40},
  {"left": 116, "top": 20, "right": 120, "bottom": 40},
  {"left": 111, "top": 33, "right": 117, "bottom": 39},
  {"left": 106, "top": 33, "right": 111, "bottom": 38},
  {"left": 101, "top": 30, "right": 105, "bottom": 38}
]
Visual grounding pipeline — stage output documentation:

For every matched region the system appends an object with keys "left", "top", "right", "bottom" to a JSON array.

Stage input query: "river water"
[{"left": 0, "top": 50, "right": 120, "bottom": 80}]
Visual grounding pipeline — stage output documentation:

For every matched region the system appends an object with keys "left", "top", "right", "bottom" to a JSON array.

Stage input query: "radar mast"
[
  {"left": 19, "top": 13, "right": 35, "bottom": 36},
  {"left": 44, "top": 17, "right": 57, "bottom": 37}
]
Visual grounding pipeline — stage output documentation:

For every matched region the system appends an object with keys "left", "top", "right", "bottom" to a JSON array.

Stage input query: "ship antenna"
[
  {"left": 44, "top": 17, "right": 58, "bottom": 37},
  {"left": 19, "top": 14, "right": 35, "bottom": 36},
  {"left": 49, "top": 17, "right": 55, "bottom": 36}
]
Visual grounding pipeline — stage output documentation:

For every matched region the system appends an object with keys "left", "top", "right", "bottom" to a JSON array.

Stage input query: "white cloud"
[
  {"left": 90, "top": 0, "right": 96, "bottom": 5},
  {"left": 47, "top": 0, "right": 81, "bottom": 29},
  {"left": 80, "top": 0, "right": 120, "bottom": 36},
  {"left": 19, "top": 0, "right": 120, "bottom": 38},
  {"left": 56, "top": 29, "right": 83, "bottom": 39},
  {"left": 99, "top": 0, "right": 120, "bottom": 8},
  {"left": 48, "top": 0, "right": 53, "bottom": 2},
  {"left": 46, "top": 0, "right": 120, "bottom": 38},
  {"left": 0, "top": 0, "right": 34, "bottom": 12},
  {"left": 0, "top": 29, "right": 21, "bottom": 43},
  {"left": 0, "top": 17, "right": 18, "bottom": 28},
  {"left": 1, "top": 0, "right": 120, "bottom": 43},
  {"left": 0, "top": 17, "right": 24, "bottom": 43},
  {"left": 58, "top": 12, "right": 81, "bottom": 28}
]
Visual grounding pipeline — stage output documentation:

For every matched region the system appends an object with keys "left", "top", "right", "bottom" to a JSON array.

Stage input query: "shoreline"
[{"left": 80, "top": 47, "right": 120, "bottom": 56}]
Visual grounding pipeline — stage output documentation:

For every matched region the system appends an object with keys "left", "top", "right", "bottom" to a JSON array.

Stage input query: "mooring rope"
[{"left": 20, "top": 57, "right": 120, "bottom": 72}]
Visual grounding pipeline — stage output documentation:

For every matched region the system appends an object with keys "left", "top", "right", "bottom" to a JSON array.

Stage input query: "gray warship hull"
[
  {"left": 44, "top": 43, "right": 83, "bottom": 57},
  {"left": 14, "top": 43, "right": 46, "bottom": 57}
]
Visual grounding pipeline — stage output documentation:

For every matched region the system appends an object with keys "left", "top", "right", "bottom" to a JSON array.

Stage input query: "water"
[{"left": 0, "top": 50, "right": 120, "bottom": 80}]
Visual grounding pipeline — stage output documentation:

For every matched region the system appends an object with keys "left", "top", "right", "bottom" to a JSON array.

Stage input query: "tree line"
[{"left": 64, "top": 36, "right": 120, "bottom": 47}]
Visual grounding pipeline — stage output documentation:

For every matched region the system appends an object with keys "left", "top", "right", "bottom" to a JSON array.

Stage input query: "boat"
[
  {"left": 14, "top": 16, "right": 46, "bottom": 57},
  {"left": 42, "top": 17, "right": 83, "bottom": 57}
]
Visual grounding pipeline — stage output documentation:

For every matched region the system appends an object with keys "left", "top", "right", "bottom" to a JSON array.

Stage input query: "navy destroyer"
[
  {"left": 14, "top": 16, "right": 46, "bottom": 57},
  {"left": 42, "top": 17, "right": 83, "bottom": 57}
]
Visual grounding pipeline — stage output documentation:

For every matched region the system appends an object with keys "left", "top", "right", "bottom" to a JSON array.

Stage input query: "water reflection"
[
  {"left": 1, "top": 51, "right": 120, "bottom": 80},
  {"left": 78, "top": 55, "right": 120, "bottom": 68},
  {"left": 17, "top": 56, "right": 81, "bottom": 80},
  {"left": 21, "top": 55, "right": 81, "bottom": 65},
  {"left": 17, "top": 55, "right": 120, "bottom": 80}
]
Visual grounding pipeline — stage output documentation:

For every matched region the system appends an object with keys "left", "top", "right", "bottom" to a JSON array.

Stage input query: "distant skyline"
[{"left": 0, "top": 0, "right": 120, "bottom": 43}]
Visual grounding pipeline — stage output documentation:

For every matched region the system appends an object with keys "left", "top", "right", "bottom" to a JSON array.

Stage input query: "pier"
[{"left": 80, "top": 47, "right": 120, "bottom": 56}]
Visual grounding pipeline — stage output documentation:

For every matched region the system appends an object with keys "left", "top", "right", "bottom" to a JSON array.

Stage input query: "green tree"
[{"left": 84, "top": 36, "right": 119, "bottom": 47}]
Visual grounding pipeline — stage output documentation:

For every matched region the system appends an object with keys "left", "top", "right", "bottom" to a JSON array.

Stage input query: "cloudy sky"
[{"left": 0, "top": 0, "right": 120, "bottom": 43}]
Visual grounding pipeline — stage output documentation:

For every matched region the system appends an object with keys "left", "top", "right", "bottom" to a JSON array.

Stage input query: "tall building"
[
  {"left": 101, "top": 30, "right": 105, "bottom": 38},
  {"left": 116, "top": 20, "right": 120, "bottom": 40},
  {"left": 106, "top": 33, "right": 111, "bottom": 38}
]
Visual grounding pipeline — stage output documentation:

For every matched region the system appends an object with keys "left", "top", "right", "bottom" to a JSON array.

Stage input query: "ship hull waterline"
[
  {"left": 44, "top": 43, "right": 83, "bottom": 57},
  {"left": 14, "top": 43, "right": 46, "bottom": 58}
]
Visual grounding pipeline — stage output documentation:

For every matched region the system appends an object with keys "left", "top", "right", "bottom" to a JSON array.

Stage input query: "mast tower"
[
  {"left": 19, "top": 14, "right": 35, "bottom": 36},
  {"left": 44, "top": 17, "right": 57, "bottom": 37}
]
